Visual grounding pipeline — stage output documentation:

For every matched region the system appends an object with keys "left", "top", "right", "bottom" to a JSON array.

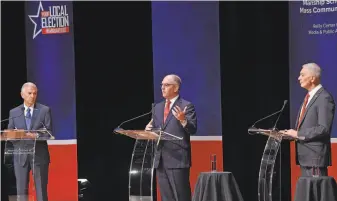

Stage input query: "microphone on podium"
[
  {"left": 272, "top": 100, "right": 288, "bottom": 130},
  {"left": 114, "top": 103, "right": 156, "bottom": 132},
  {"left": 39, "top": 121, "right": 55, "bottom": 140},
  {"left": 28, "top": 108, "right": 55, "bottom": 140},
  {"left": 248, "top": 100, "right": 288, "bottom": 135}
]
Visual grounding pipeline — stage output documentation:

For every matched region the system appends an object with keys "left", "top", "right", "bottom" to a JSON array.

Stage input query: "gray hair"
[
  {"left": 302, "top": 63, "right": 321, "bottom": 78},
  {"left": 21, "top": 82, "right": 38, "bottom": 92}
]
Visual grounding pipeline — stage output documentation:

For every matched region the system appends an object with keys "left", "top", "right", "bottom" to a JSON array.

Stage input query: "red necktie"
[
  {"left": 164, "top": 100, "right": 171, "bottom": 123},
  {"left": 297, "top": 93, "right": 310, "bottom": 130}
]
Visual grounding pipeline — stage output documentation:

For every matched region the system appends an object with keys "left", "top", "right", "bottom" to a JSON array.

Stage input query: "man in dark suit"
[
  {"left": 7, "top": 82, "right": 52, "bottom": 201},
  {"left": 281, "top": 63, "right": 335, "bottom": 176},
  {"left": 145, "top": 74, "right": 197, "bottom": 201}
]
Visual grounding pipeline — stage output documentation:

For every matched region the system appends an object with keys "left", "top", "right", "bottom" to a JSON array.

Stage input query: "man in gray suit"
[
  {"left": 146, "top": 74, "right": 197, "bottom": 201},
  {"left": 281, "top": 63, "right": 335, "bottom": 176},
  {"left": 7, "top": 82, "right": 52, "bottom": 201}
]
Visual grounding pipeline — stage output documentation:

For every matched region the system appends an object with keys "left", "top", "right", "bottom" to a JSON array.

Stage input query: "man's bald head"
[
  {"left": 164, "top": 74, "right": 182, "bottom": 89},
  {"left": 161, "top": 74, "right": 182, "bottom": 99}
]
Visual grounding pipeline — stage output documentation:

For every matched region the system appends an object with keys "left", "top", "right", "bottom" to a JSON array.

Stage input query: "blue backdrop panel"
[
  {"left": 289, "top": 1, "right": 337, "bottom": 137},
  {"left": 25, "top": 1, "right": 76, "bottom": 140},
  {"left": 151, "top": 2, "right": 222, "bottom": 136}
]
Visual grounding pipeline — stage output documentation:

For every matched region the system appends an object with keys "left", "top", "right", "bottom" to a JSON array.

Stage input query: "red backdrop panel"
[{"left": 29, "top": 144, "right": 78, "bottom": 201}]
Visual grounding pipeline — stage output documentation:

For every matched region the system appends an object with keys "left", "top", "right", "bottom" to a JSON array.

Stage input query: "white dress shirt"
[
  {"left": 299, "top": 84, "right": 323, "bottom": 121},
  {"left": 306, "top": 84, "right": 322, "bottom": 107},
  {"left": 165, "top": 95, "right": 187, "bottom": 127},
  {"left": 24, "top": 104, "right": 35, "bottom": 117},
  {"left": 166, "top": 95, "right": 179, "bottom": 109}
]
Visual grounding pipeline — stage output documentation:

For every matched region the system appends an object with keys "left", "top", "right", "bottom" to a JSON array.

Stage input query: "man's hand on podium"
[
  {"left": 279, "top": 129, "right": 298, "bottom": 139},
  {"left": 145, "top": 119, "right": 153, "bottom": 131},
  {"left": 26, "top": 132, "right": 39, "bottom": 138}
]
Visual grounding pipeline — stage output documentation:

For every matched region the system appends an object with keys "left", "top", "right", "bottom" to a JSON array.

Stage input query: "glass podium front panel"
[
  {"left": 258, "top": 134, "right": 282, "bottom": 201},
  {"left": 1, "top": 130, "right": 52, "bottom": 201},
  {"left": 129, "top": 139, "right": 156, "bottom": 201},
  {"left": 127, "top": 129, "right": 182, "bottom": 201},
  {"left": 114, "top": 128, "right": 183, "bottom": 201}
]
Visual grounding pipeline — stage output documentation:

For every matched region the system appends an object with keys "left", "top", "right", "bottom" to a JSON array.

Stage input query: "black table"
[
  {"left": 294, "top": 176, "right": 337, "bottom": 201},
  {"left": 192, "top": 172, "right": 244, "bottom": 201}
]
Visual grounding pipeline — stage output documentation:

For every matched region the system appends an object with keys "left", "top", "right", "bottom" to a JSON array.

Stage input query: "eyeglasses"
[{"left": 160, "top": 83, "right": 176, "bottom": 88}]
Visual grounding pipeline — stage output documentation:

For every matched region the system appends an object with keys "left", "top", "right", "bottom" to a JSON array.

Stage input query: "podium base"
[
  {"left": 8, "top": 195, "right": 33, "bottom": 201},
  {"left": 130, "top": 196, "right": 152, "bottom": 201}
]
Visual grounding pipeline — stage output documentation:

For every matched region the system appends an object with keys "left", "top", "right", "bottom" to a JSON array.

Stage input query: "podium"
[
  {"left": 248, "top": 128, "right": 297, "bottom": 201},
  {"left": 1, "top": 129, "right": 54, "bottom": 201},
  {"left": 115, "top": 128, "right": 182, "bottom": 201}
]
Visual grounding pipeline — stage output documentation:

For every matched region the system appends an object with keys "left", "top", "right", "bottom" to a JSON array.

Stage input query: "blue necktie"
[{"left": 26, "top": 108, "right": 31, "bottom": 130}]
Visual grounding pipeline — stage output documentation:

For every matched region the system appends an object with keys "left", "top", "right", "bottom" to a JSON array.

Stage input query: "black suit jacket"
[
  {"left": 152, "top": 96, "right": 197, "bottom": 169},
  {"left": 8, "top": 103, "right": 52, "bottom": 166},
  {"left": 295, "top": 87, "right": 335, "bottom": 167}
]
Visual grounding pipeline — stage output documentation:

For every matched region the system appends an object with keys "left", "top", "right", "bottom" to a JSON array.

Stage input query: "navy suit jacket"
[
  {"left": 152, "top": 96, "right": 197, "bottom": 169},
  {"left": 8, "top": 103, "right": 52, "bottom": 165},
  {"left": 295, "top": 87, "right": 335, "bottom": 167}
]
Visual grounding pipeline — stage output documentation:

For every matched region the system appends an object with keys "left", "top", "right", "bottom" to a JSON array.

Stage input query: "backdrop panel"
[
  {"left": 151, "top": 2, "right": 222, "bottom": 199},
  {"left": 25, "top": 1, "right": 77, "bottom": 200},
  {"left": 289, "top": 1, "right": 337, "bottom": 200}
]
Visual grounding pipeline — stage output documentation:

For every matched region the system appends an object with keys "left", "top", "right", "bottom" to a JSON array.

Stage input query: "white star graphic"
[{"left": 28, "top": 1, "right": 44, "bottom": 39}]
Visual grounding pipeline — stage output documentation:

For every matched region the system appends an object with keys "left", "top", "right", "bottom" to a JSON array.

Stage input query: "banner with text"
[
  {"left": 289, "top": 1, "right": 337, "bottom": 199},
  {"left": 289, "top": 1, "right": 337, "bottom": 138},
  {"left": 25, "top": 1, "right": 77, "bottom": 200}
]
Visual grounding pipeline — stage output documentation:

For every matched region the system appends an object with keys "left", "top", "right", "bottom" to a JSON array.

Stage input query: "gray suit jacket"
[
  {"left": 8, "top": 103, "right": 52, "bottom": 166},
  {"left": 152, "top": 96, "right": 197, "bottom": 169},
  {"left": 296, "top": 87, "right": 335, "bottom": 167}
]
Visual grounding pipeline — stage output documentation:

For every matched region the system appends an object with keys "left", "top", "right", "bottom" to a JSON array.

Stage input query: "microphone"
[
  {"left": 249, "top": 100, "right": 288, "bottom": 134},
  {"left": 27, "top": 108, "right": 55, "bottom": 140},
  {"left": 115, "top": 103, "right": 156, "bottom": 131},
  {"left": 39, "top": 121, "right": 55, "bottom": 140},
  {"left": 272, "top": 100, "right": 288, "bottom": 130},
  {"left": 1, "top": 107, "right": 25, "bottom": 124}
]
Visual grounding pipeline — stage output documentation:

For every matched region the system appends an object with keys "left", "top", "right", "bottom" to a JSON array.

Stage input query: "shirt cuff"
[
  {"left": 298, "top": 136, "right": 305, "bottom": 141},
  {"left": 180, "top": 120, "right": 187, "bottom": 127}
]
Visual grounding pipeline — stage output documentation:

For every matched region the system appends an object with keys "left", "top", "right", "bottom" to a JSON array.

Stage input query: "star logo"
[
  {"left": 28, "top": 1, "right": 70, "bottom": 38},
  {"left": 28, "top": 1, "right": 44, "bottom": 39}
]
